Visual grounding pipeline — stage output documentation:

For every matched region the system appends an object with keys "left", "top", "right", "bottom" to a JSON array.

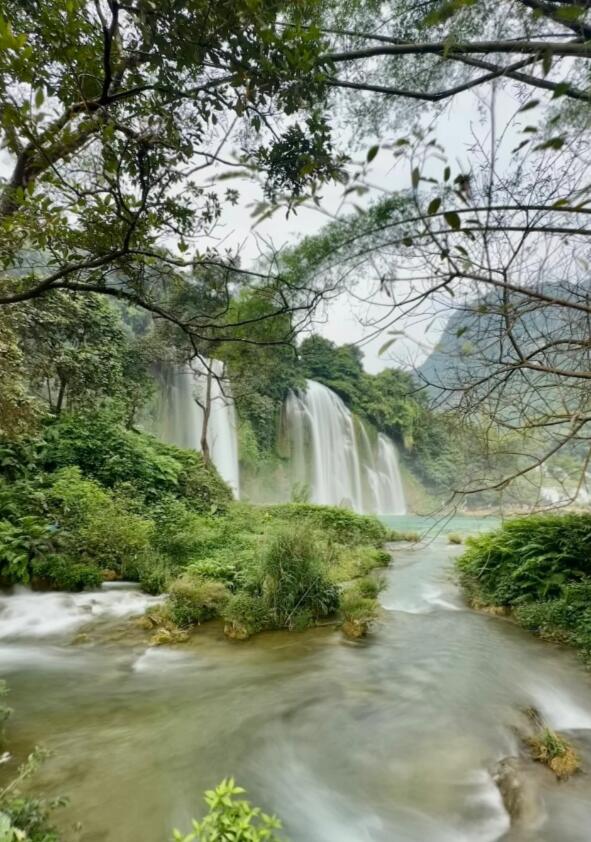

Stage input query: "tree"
[
  {"left": 0, "top": 0, "right": 341, "bottom": 347},
  {"left": 274, "top": 96, "right": 591, "bottom": 505},
  {"left": 321, "top": 0, "right": 591, "bottom": 106}
]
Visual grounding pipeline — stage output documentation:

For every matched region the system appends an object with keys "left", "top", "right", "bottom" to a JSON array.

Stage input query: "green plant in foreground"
[{"left": 172, "top": 778, "right": 286, "bottom": 842}]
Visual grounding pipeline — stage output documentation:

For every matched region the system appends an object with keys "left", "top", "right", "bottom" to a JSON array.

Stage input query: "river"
[{"left": 2, "top": 517, "right": 591, "bottom": 841}]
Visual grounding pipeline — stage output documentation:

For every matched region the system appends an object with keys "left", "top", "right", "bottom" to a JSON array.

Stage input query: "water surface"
[{"left": 2, "top": 517, "right": 591, "bottom": 841}]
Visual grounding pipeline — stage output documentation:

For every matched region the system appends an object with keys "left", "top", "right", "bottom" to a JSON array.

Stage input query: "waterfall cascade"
[
  {"left": 152, "top": 362, "right": 240, "bottom": 497},
  {"left": 284, "top": 379, "right": 406, "bottom": 515}
]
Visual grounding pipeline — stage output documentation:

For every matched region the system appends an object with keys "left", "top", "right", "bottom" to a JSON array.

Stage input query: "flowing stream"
[{"left": 2, "top": 517, "right": 591, "bottom": 841}]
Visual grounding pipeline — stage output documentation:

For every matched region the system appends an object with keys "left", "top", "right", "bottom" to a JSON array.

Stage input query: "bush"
[
  {"left": 265, "top": 504, "right": 387, "bottom": 546},
  {"left": 259, "top": 529, "right": 339, "bottom": 629},
  {"left": 42, "top": 411, "right": 232, "bottom": 512},
  {"left": 173, "top": 778, "right": 285, "bottom": 842},
  {"left": 167, "top": 576, "right": 230, "bottom": 627},
  {"left": 47, "top": 467, "right": 155, "bottom": 578},
  {"left": 458, "top": 515, "right": 591, "bottom": 661},
  {"left": 388, "top": 529, "right": 420, "bottom": 542},
  {"left": 222, "top": 593, "right": 271, "bottom": 639},
  {"left": 0, "top": 691, "right": 64, "bottom": 842},
  {"left": 30, "top": 556, "right": 102, "bottom": 591},
  {"left": 458, "top": 514, "right": 591, "bottom": 605},
  {"left": 355, "top": 575, "right": 386, "bottom": 600},
  {"left": 340, "top": 582, "right": 380, "bottom": 639}
]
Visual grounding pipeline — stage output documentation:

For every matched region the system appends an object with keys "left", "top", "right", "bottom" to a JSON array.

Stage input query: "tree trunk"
[{"left": 199, "top": 370, "right": 213, "bottom": 466}]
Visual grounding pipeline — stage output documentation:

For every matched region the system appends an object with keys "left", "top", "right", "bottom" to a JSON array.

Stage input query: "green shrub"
[
  {"left": 355, "top": 575, "right": 386, "bottom": 600},
  {"left": 42, "top": 411, "right": 231, "bottom": 512},
  {"left": 265, "top": 504, "right": 387, "bottom": 546},
  {"left": 186, "top": 556, "right": 241, "bottom": 589},
  {"left": 458, "top": 514, "right": 591, "bottom": 605},
  {"left": 47, "top": 467, "right": 155, "bottom": 578},
  {"left": 30, "top": 556, "right": 102, "bottom": 591},
  {"left": 259, "top": 529, "right": 339, "bottom": 629},
  {"left": 167, "top": 577, "right": 230, "bottom": 627},
  {"left": 173, "top": 778, "right": 285, "bottom": 842},
  {"left": 222, "top": 593, "right": 271, "bottom": 639},
  {"left": 341, "top": 587, "right": 380, "bottom": 624},
  {"left": 0, "top": 515, "right": 57, "bottom": 584},
  {"left": 458, "top": 515, "right": 591, "bottom": 661},
  {"left": 329, "top": 544, "right": 390, "bottom": 583},
  {"left": 340, "top": 582, "right": 380, "bottom": 639},
  {"left": 0, "top": 697, "right": 64, "bottom": 842},
  {"left": 388, "top": 530, "right": 420, "bottom": 542}
]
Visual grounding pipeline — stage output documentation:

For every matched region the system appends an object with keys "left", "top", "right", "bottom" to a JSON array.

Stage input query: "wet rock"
[
  {"left": 492, "top": 756, "right": 542, "bottom": 828},
  {"left": 101, "top": 569, "right": 119, "bottom": 582}
]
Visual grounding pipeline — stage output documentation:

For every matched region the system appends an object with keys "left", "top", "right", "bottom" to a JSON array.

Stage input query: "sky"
[
  {"left": 0, "top": 83, "right": 520, "bottom": 375},
  {"left": 215, "top": 87, "right": 519, "bottom": 373}
]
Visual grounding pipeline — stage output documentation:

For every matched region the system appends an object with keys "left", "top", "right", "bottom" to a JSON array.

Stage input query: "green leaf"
[
  {"left": 556, "top": 5, "right": 585, "bottom": 22},
  {"left": 534, "top": 137, "right": 565, "bottom": 152},
  {"left": 444, "top": 211, "right": 461, "bottom": 230},
  {"left": 427, "top": 197, "right": 442, "bottom": 215},
  {"left": 366, "top": 144, "right": 379, "bottom": 163},
  {"left": 517, "top": 99, "right": 540, "bottom": 113},
  {"left": 443, "top": 166, "right": 451, "bottom": 182},
  {"left": 411, "top": 167, "right": 420, "bottom": 189},
  {"left": 378, "top": 337, "right": 397, "bottom": 356},
  {"left": 34, "top": 87, "right": 44, "bottom": 108},
  {"left": 542, "top": 49, "right": 553, "bottom": 77}
]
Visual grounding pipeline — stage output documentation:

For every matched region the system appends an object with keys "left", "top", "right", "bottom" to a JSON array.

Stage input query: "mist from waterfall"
[
  {"left": 151, "top": 362, "right": 240, "bottom": 497},
  {"left": 284, "top": 379, "right": 406, "bottom": 515}
]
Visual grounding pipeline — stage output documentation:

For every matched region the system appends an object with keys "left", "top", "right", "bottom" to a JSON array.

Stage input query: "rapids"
[{"left": 2, "top": 517, "right": 591, "bottom": 841}]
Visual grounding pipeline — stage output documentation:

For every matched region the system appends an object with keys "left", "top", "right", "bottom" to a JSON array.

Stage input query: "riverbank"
[{"left": 457, "top": 514, "right": 591, "bottom": 667}]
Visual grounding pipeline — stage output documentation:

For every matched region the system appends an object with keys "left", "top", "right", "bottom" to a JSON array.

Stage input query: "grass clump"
[
  {"left": 340, "top": 577, "right": 384, "bottom": 639},
  {"left": 447, "top": 532, "right": 462, "bottom": 545},
  {"left": 167, "top": 577, "right": 230, "bottom": 628},
  {"left": 528, "top": 727, "right": 580, "bottom": 780},
  {"left": 388, "top": 530, "right": 420, "bottom": 543},
  {"left": 223, "top": 593, "right": 271, "bottom": 640},
  {"left": 457, "top": 514, "right": 591, "bottom": 662}
]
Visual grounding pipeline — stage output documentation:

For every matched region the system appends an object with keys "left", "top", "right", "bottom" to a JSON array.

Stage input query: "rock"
[
  {"left": 101, "top": 568, "right": 119, "bottom": 582},
  {"left": 492, "top": 756, "right": 542, "bottom": 829}
]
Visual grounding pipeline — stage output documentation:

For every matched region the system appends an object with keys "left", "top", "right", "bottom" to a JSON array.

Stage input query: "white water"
[
  {"left": 0, "top": 585, "right": 161, "bottom": 641},
  {"left": 152, "top": 361, "right": 240, "bottom": 496},
  {"left": 284, "top": 379, "right": 406, "bottom": 514}
]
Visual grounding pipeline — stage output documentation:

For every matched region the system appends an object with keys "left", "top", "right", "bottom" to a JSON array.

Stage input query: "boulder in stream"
[{"left": 492, "top": 756, "right": 542, "bottom": 829}]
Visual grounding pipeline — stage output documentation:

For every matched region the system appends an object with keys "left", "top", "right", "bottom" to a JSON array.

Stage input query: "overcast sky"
[{"left": 1, "top": 84, "right": 519, "bottom": 375}]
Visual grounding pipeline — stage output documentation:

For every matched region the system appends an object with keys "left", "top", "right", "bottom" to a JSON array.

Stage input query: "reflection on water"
[{"left": 1, "top": 517, "right": 591, "bottom": 841}]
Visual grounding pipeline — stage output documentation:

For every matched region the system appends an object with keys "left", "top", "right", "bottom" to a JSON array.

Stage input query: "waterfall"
[
  {"left": 284, "top": 379, "right": 406, "bottom": 514},
  {"left": 151, "top": 362, "right": 240, "bottom": 497}
]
